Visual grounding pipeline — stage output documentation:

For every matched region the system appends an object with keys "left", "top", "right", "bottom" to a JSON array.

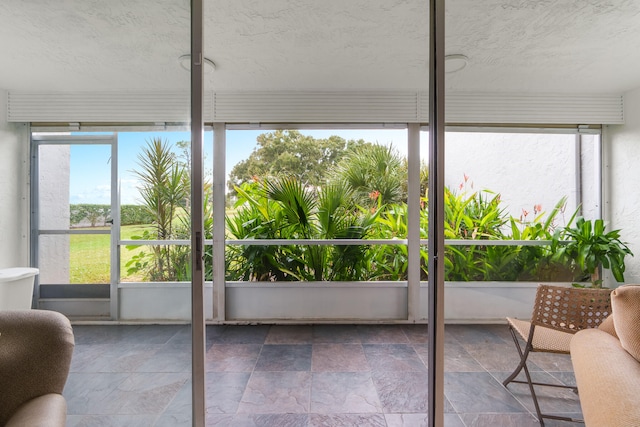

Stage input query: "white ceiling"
[{"left": 1, "top": 0, "right": 639, "bottom": 94}]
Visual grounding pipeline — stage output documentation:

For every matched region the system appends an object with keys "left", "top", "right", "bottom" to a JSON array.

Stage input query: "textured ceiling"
[{"left": 1, "top": 0, "right": 639, "bottom": 94}]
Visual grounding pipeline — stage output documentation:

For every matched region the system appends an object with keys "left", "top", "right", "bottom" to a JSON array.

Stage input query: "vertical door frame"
[
  {"left": 190, "top": 0, "right": 207, "bottom": 424},
  {"left": 428, "top": 0, "right": 446, "bottom": 426}
]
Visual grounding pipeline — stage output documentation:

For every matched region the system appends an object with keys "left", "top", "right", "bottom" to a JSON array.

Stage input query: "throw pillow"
[
  {"left": 611, "top": 284, "right": 640, "bottom": 362},
  {"left": 598, "top": 314, "right": 618, "bottom": 338}
]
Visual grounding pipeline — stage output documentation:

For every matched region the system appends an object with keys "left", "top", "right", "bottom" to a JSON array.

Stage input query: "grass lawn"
[
  {"left": 69, "top": 224, "right": 154, "bottom": 283},
  {"left": 70, "top": 209, "right": 237, "bottom": 283}
]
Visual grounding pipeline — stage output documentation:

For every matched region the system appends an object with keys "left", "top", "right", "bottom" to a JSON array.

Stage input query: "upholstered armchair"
[{"left": 0, "top": 310, "right": 74, "bottom": 426}]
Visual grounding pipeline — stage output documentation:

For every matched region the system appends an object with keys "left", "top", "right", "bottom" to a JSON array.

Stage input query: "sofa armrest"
[
  {"left": 571, "top": 328, "right": 640, "bottom": 427},
  {"left": 0, "top": 310, "right": 75, "bottom": 426}
]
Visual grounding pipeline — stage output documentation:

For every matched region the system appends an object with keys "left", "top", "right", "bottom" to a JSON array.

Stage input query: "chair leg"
[
  {"left": 503, "top": 324, "right": 545, "bottom": 426},
  {"left": 521, "top": 354, "right": 546, "bottom": 427},
  {"left": 503, "top": 323, "right": 531, "bottom": 387}
]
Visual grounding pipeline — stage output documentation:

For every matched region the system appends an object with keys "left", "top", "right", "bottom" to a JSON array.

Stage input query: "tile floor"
[{"left": 64, "top": 324, "right": 582, "bottom": 426}]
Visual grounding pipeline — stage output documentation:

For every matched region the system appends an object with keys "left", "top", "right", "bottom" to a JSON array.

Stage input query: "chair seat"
[
  {"left": 507, "top": 317, "right": 573, "bottom": 354},
  {"left": 504, "top": 285, "right": 612, "bottom": 426}
]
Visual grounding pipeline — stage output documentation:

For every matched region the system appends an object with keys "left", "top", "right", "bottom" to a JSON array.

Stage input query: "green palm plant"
[
  {"left": 552, "top": 215, "right": 633, "bottom": 287},
  {"left": 265, "top": 177, "right": 323, "bottom": 280},
  {"left": 226, "top": 177, "right": 379, "bottom": 282},
  {"left": 128, "top": 138, "right": 188, "bottom": 281},
  {"left": 318, "top": 185, "right": 378, "bottom": 281},
  {"left": 226, "top": 180, "right": 298, "bottom": 281},
  {"left": 331, "top": 144, "right": 406, "bottom": 206}
]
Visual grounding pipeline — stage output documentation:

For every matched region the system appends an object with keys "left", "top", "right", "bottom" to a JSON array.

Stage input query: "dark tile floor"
[{"left": 64, "top": 324, "right": 582, "bottom": 427}]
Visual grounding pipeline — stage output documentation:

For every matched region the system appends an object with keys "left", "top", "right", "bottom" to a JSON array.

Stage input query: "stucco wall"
[
  {"left": 445, "top": 132, "right": 588, "bottom": 225},
  {"left": 0, "top": 90, "right": 29, "bottom": 268},
  {"left": 37, "top": 144, "right": 71, "bottom": 283},
  {"left": 604, "top": 87, "right": 640, "bottom": 285}
]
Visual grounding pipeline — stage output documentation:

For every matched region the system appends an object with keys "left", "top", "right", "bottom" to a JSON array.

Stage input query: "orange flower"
[
  {"left": 534, "top": 204, "right": 542, "bottom": 214},
  {"left": 369, "top": 190, "right": 381, "bottom": 200}
]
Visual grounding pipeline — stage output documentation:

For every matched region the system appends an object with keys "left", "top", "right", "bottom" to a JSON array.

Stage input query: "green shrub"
[
  {"left": 70, "top": 204, "right": 110, "bottom": 227},
  {"left": 120, "top": 205, "right": 154, "bottom": 225}
]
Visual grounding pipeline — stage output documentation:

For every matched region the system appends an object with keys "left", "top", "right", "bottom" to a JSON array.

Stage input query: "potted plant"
[{"left": 552, "top": 216, "right": 633, "bottom": 288}]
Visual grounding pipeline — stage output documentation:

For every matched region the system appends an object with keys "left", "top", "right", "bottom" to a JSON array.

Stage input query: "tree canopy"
[{"left": 227, "top": 130, "right": 370, "bottom": 193}]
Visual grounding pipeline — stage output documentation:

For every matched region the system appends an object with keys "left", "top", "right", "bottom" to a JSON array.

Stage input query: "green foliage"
[
  {"left": 126, "top": 138, "right": 191, "bottom": 281},
  {"left": 228, "top": 130, "right": 369, "bottom": 194},
  {"left": 116, "top": 131, "right": 633, "bottom": 287},
  {"left": 70, "top": 205, "right": 164, "bottom": 227},
  {"left": 330, "top": 144, "right": 407, "bottom": 207},
  {"left": 120, "top": 205, "right": 155, "bottom": 226},
  {"left": 442, "top": 187, "right": 506, "bottom": 281},
  {"left": 225, "top": 178, "right": 378, "bottom": 281},
  {"left": 441, "top": 192, "right": 581, "bottom": 282},
  {"left": 224, "top": 175, "right": 609, "bottom": 283},
  {"left": 443, "top": 187, "right": 506, "bottom": 240},
  {"left": 367, "top": 203, "right": 412, "bottom": 280},
  {"left": 552, "top": 216, "right": 633, "bottom": 287},
  {"left": 70, "top": 204, "right": 110, "bottom": 227}
]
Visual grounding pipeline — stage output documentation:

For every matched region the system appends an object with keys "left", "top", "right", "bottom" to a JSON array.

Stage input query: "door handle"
[{"left": 105, "top": 219, "right": 114, "bottom": 225}]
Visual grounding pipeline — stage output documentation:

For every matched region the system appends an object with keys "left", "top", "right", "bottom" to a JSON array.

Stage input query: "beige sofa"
[
  {"left": 0, "top": 310, "right": 75, "bottom": 427},
  {"left": 570, "top": 285, "right": 640, "bottom": 427}
]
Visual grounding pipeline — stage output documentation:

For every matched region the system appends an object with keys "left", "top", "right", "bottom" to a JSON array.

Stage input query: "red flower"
[{"left": 369, "top": 190, "right": 381, "bottom": 200}]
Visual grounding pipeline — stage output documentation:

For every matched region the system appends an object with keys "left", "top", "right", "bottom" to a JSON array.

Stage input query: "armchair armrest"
[{"left": 0, "top": 310, "right": 75, "bottom": 426}]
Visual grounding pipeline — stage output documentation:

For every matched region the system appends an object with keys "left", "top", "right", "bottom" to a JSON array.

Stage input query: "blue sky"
[{"left": 69, "top": 128, "right": 412, "bottom": 205}]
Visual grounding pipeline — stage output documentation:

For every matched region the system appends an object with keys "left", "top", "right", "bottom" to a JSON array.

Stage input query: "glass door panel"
[
  {"left": 17, "top": 0, "right": 195, "bottom": 420},
  {"left": 34, "top": 136, "right": 116, "bottom": 318}
]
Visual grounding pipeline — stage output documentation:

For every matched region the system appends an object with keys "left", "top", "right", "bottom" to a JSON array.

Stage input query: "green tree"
[
  {"left": 128, "top": 138, "right": 189, "bottom": 281},
  {"left": 228, "top": 130, "right": 369, "bottom": 193}
]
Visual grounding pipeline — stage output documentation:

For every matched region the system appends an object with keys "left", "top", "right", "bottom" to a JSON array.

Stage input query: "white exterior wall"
[
  {"left": 444, "top": 132, "right": 582, "bottom": 226},
  {"left": 0, "top": 90, "right": 29, "bottom": 268},
  {"left": 38, "top": 144, "right": 71, "bottom": 283},
  {"left": 604, "top": 87, "right": 640, "bottom": 285},
  {"left": 580, "top": 134, "right": 600, "bottom": 220}
]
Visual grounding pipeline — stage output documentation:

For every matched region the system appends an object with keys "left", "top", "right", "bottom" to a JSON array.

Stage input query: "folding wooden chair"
[{"left": 503, "top": 284, "right": 611, "bottom": 426}]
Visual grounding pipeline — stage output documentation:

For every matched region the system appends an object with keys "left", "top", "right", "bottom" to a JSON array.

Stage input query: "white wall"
[
  {"left": 444, "top": 132, "right": 584, "bottom": 227},
  {"left": 605, "top": 87, "right": 640, "bottom": 285},
  {"left": 0, "top": 90, "right": 29, "bottom": 268},
  {"left": 38, "top": 144, "right": 71, "bottom": 283}
]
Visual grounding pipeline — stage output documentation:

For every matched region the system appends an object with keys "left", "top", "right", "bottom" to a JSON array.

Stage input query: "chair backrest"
[{"left": 531, "top": 284, "right": 612, "bottom": 334}]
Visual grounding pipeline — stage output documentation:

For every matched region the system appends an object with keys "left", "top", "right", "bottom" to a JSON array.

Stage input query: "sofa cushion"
[
  {"left": 571, "top": 328, "right": 640, "bottom": 427},
  {"left": 598, "top": 315, "right": 618, "bottom": 338},
  {"left": 611, "top": 284, "right": 640, "bottom": 362}
]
